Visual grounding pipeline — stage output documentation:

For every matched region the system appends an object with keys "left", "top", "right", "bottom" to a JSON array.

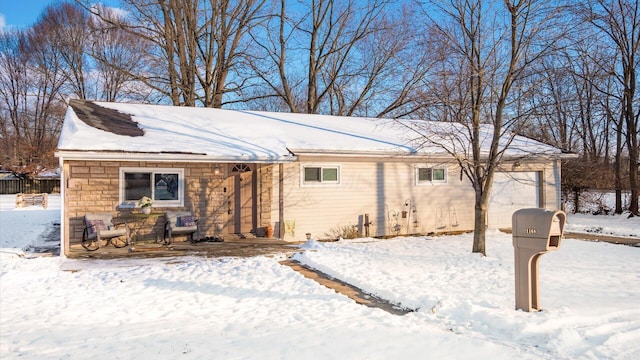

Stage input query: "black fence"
[{"left": 0, "top": 179, "right": 60, "bottom": 194}]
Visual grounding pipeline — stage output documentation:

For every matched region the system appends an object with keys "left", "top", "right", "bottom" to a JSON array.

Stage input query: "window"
[
  {"left": 120, "top": 168, "right": 184, "bottom": 207},
  {"left": 416, "top": 166, "right": 447, "bottom": 185},
  {"left": 231, "top": 164, "right": 251, "bottom": 173},
  {"left": 302, "top": 165, "right": 340, "bottom": 184}
]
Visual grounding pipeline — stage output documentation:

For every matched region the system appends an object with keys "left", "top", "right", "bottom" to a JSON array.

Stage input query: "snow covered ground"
[
  {"left": 1, "top": 195, "right": 639, "bottom": 359},
  {"left": 565, "top": 212, "right": 640, "bottom": 239}
]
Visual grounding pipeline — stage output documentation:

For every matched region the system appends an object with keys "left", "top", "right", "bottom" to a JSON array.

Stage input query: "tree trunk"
[
  {"left": 472, "top": 189, "right": 488, "bottom": 256},
  {"left": 628, "top": 140, "right": 639, "bottom": 215},
  {"left": 626, "top": 76, "right": 639, "bottom": 216},
  {"left": 615, "top": 117, "right": 623, "bottom": 214}
]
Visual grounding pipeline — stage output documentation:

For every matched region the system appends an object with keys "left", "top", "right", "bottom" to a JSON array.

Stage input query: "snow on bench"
[{"left": 15, "top": 193, "right": 48, "bottom": 209}]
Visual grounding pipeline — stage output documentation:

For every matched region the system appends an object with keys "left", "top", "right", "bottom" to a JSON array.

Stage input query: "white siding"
[
  {"left": 272, "top": 160, "right": 473, "bottom": 241},
  {"left": 270, "top": 159, "right": 562, "bottom": 241}
]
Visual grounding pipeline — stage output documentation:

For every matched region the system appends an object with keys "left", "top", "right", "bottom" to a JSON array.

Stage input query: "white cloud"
[
  {"left": 90, "top": 3, "right": 129, "bottom": 23},
  {"left": 0, "top": 13, "right": 6, "bottom": 29}
]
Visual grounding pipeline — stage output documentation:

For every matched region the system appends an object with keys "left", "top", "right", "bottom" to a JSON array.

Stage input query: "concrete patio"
[{"left": 66, "top": 237, "right": 304, "bottom": 259}]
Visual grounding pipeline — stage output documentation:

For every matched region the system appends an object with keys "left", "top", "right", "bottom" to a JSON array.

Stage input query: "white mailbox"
[{"left": 512, "top": 208, "right": 566, "bottom": 312}]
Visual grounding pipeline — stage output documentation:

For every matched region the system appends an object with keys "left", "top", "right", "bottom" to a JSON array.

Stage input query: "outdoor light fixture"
[{"left": 214, "top": 165, "right": 221, "bottom": 175}]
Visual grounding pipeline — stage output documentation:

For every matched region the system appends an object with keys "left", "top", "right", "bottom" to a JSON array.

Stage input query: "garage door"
[{"left": 488, "top": 172, "right": 539, "bottom": 229}]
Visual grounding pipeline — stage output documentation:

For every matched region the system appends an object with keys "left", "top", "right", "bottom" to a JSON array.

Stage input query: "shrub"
[{"left": 324, "top": 224, "right": 359, "bottom": 240}]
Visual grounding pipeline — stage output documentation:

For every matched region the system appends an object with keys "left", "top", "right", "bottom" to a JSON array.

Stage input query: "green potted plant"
[{"left": 138, "top": 196, "right": 152, "bottom": 214}]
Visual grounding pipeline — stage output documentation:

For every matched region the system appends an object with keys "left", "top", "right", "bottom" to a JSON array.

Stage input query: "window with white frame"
[
  {"left": 416, "top": 166, "right": 447, "bottom": 185},
  {"left": 119, "top": 168, "right": 184, "bottom": 207},
  {"left": 302, "top": 165, "right": 340, "bottom": 184}
]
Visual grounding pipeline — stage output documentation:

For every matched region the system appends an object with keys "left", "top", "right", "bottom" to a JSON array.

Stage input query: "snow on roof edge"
[{"left": 57, "top": 100, "right": 566, "bottom": 161}]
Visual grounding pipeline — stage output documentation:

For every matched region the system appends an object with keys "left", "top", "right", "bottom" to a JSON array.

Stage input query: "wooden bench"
[{"left": 15, "top": 193, "right": 48, "bottom": 209}]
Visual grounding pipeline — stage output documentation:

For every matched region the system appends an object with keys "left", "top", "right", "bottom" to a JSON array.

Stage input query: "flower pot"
[
  {"left": 142, "top": 206, "right": 151, "bottom": 215},
  {"left": 265, "top": 225, "right": 274, "bottom": 238}
]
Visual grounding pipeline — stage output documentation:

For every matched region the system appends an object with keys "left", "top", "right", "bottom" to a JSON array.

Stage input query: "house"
[{"left": 55, "top": 99, "right": 571, "bottom": 256}]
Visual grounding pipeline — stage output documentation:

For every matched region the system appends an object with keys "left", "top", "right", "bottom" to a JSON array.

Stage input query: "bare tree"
[
  {"left": 40, "top": 2, "right": 93, "bottom": 99},
  {"left": 79, "top": 0, "right": 267, "bottom": 107},
  {"left": 88, "top": 4, "right": 154, "bottom": 102},
  {"left": 416, "top": 0, "right": 566, "bottom": 255},
  {"left": 525, "top": 42, "right": 613, "bottom": 157},
  {"left": 580, "top": 0, "right": 639, "bottom": 215},
  {"left": 245, "top": 0, "right": 429, "bottom": 117},
  {"left": 0, "top": 30, "right": 29, "bottom": 168},
  {"left": 0, "top": 25, "right": 66, "bottom": 174},
  {"left": 327, "top": 4, "right": 437, "bottom": 118}
]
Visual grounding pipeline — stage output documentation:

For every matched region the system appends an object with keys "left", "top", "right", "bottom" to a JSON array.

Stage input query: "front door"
[{"left": 228, "top": 164, "right": 255, "bottom": 234}]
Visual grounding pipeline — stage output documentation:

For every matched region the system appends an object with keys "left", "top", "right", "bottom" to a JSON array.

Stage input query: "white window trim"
[
  {"left": 415, "top": 165, "right": 448, "bottom": 185},
  {"left": 119, "top": 167, "right": 184, "bottom": 207},
  {"left": 301, "top": 164, "right": 341, "bottom": 186}
]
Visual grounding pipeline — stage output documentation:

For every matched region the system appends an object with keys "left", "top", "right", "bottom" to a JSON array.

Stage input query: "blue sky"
[
  {"left": 0, "top": 0, "right": 60, "bottom": 28},
  {"left": 0, "top": 0, "right": 118, "bottom": 29}
]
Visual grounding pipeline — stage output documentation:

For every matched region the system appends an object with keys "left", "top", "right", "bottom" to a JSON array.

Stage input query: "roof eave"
[
  {"left": 501, "top": 152, "right": 579, "bottom": 161},
  {"left": 286, "top": 148, "right": 451, "bottom": 158},
  {"left": 288, "top": 148, "right": 573, "bottom": 161},
  {"left": 54, "top": 150, "right": 297, "bottom": 163}
]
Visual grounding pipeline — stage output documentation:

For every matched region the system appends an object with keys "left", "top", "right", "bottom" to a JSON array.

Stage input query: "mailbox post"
[{"left": 512, "top": 208, "right": 566, "bottom": 312}]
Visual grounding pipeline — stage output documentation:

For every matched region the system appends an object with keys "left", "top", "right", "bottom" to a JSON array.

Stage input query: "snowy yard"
[{"left": 1, "top": 195, "right": 639, "bottom": 359}]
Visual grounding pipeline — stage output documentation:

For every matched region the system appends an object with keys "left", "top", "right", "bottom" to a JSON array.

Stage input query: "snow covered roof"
[
  {"left": 56, "top": 100, "right": 565, "bottom": 162},
  {"left": 0, "top": 171, "right": 18, "bottom": 180}
]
